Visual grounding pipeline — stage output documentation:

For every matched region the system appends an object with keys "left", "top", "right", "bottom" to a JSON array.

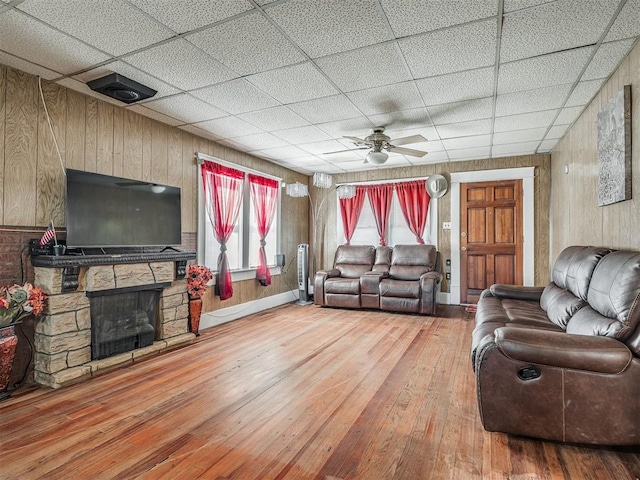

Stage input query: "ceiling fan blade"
[
  {"left": 343, "top": 136, "right": 371, "bottom": 144},
  {"left": 389, "top": 146, "right": 428, "bottom": 157},
  {"left": 390, "top": 134, "right": 428, "bottom": 146},
  {"left": 323, "top": 147, "right": 369, "bottom": 155}
]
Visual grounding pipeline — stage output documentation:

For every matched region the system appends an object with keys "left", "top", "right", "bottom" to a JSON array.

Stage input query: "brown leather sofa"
[
  {"left": 472, "top": 246, "right": 640, "bottom": 445},
  {"left": 314, "top": 244, "right": 442, "bottom": 315}
]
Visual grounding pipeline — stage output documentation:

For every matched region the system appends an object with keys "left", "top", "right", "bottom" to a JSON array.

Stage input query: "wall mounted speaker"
[{"left": 87, "top": 73, "right": 157, "bottom": 104}]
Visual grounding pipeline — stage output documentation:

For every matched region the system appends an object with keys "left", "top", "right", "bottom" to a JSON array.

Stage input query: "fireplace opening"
[{"left": 87, "top": 283, "right": 170, "bottom": 360}]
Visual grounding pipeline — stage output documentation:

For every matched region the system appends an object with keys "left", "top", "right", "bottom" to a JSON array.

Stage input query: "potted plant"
[
  {"left": 186, "top": 265, "right": 212, "bottom": 336},
  {"left": 0, "top": 283, "right": 47, "bottom": 400}
]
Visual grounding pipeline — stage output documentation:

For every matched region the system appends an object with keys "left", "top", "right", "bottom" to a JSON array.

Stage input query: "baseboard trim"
[
  {"left": 199, "top": 290, "right": 299, "bottom": 330},
  {"left": 438, "top": 292, "right": 451, "bottom": 305}
]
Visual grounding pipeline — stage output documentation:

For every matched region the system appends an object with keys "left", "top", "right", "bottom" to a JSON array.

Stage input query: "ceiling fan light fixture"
[{"left": 366, "top": 151, "right": 389, "bottom": 165}]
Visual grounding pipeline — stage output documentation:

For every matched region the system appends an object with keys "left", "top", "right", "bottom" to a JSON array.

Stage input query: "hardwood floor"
[{"left": 1, "top": 304, "right": 639, "bottom": 479}]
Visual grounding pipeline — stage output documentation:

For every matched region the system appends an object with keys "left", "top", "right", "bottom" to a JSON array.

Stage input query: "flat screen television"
[{"left": 65, "top": 169, "right": 181, "bottom": 248}]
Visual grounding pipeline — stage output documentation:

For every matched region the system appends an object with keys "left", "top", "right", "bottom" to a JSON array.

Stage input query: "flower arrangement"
[
  {"left": 0, "top": 283, "right": 48, "bottom": 328},
  {"left": 187, "top": 265, "right": 213, "bottom": 299}
]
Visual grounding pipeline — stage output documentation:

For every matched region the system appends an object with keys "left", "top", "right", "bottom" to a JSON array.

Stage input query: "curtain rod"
[{"left": 337, "top": 175, "right": 430, "bottom": 187}]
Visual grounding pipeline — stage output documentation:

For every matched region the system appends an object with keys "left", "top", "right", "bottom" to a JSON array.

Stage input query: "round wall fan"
[{"left": 324, "top": 127, "right": 428, "bottom": 165}]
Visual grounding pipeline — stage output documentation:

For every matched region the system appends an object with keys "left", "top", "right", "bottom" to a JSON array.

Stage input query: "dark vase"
[
  {"left": 0, "top": 323, "right": 19, "bottom": 401},
  {"left": 188, "top": 297, "right": 203, "bottom": 336}
]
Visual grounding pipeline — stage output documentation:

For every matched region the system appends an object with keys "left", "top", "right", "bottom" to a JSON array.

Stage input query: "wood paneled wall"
[
  {"left": 314, "top": 154, "right": 551, "bottom": 289},
  {"left": 550, "top": 41, "right": 640, "bottom": 260},
  {"left": 0, "top": 64, "right": 309, "bottom": 310}
]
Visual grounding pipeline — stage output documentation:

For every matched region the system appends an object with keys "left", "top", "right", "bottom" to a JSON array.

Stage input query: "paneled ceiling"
[{"left": 0, "top": 0, "right": 638, "bottom": 175}]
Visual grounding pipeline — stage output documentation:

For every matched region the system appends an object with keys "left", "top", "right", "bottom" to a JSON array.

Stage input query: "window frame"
[{"left": 196, "top": 153, "right": 282, "bottom": 282}]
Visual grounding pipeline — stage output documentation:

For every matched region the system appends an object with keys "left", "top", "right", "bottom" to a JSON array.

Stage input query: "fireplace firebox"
[{"left": 87, "top": 283, "right": 170, "bottom": 360}]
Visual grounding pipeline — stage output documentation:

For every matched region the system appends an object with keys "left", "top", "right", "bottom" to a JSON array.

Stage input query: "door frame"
[{"left": 450, "top": 167, "right": 535, "bottom": 305}]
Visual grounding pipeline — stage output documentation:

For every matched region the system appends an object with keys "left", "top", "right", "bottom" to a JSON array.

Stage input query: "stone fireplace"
[{"left": 32, "top": 252, "right": 195, "bottom": 388}]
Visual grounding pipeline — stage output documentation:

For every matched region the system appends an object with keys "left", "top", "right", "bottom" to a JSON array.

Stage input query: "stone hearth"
[{"left": 33, "top": 259, "right": 195, "bottom": 388}]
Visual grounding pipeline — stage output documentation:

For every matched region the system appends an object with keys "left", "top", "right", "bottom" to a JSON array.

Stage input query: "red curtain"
[
  {"left": 366, "top": 184, "right": 394, "bottom": 246},
  {"left": 201, "top": 161, "right": 245, "bottom": 300},
  {"left": 249, "top": 174, "right": 279, "bottom": 287},
  {"left": 339, "top": 186, "right": 366, "bottom": 245},
  {"left": 395, "top": 180, "right": 431, "bottom": 244}
]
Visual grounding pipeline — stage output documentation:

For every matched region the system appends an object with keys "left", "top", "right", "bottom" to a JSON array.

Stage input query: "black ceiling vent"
[{"left": 87, "top": 73, "right": 157, "bottom": 104}]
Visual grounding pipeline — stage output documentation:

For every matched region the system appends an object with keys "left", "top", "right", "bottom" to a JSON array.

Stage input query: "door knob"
[
  {"left": 461, "top": 246, "right": 467, "bottom": 251},
  {"left": 461, "top": 232, "right": 467, "bottom": 237}
]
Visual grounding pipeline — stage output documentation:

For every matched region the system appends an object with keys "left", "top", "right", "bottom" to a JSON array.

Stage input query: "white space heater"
[{"left": 296, "top": 244, "right": 313, "bottom": 305}]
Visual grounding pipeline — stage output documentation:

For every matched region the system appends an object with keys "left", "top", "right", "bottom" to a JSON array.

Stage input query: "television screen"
[{"left": 66, "top": 169, "right": 181, "bottom": 248}]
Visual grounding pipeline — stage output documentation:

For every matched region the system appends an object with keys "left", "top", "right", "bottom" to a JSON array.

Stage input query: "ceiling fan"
[{"left": 324, "top": 127, "right": 429, "bottom": 165}]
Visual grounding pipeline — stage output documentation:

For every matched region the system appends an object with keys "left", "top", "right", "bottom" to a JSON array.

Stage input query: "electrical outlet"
[
  {"left": 446, "top": 272, "right": 451, "bottom": 280},
  {"left": 443, "top": 221, "right": 451, "bottom": 230}
]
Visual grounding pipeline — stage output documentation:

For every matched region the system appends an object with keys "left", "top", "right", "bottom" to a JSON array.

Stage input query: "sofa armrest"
[
  {"left": 420, "top": 271, "right": 443, "bottom": 284},
  {"left": 314, "top": 269, "right": 340, "bottom": 306},
  {"left": 488, "top": 284, "right": 545, "bottom": 301},
  {"left": 495, "top": 327, "right": 632, "bottom": 374}
]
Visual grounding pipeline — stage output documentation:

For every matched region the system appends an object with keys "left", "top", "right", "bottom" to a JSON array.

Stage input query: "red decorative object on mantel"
[{"left": 187, "top": 265, "right": 213, "bottom": 336}]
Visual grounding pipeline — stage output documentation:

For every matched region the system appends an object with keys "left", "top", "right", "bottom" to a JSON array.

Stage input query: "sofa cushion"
[
  {"left": 389, "top": 244, "right": 436, "bottom": 280},
  {"left": 380, "top": 279, "right": 420, "bottom": 298},
  {"left": 551, "top": 246, "right": 611, "bottom": 300},
  {"left": 582, "top": 251, "right": 640, "bottom": 342},
  {"left": 325, "top": 278, "right": 361, "bottom": 295},
  {"left": 566, "top": 306, "right": 625, "bottom": 337},
  {"left": 540, "top": 283, "right": 587, "bottom": 329},
  {"left": 372, "top": 246, "right": 392, "bottom": 273},
  {"left": 334, "top": 245, "right": 375, "bottom": 278}
]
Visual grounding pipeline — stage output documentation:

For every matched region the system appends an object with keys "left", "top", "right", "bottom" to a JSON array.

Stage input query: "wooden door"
[{"left": 460, "top": 180, "right": 523, "bottom": 304}]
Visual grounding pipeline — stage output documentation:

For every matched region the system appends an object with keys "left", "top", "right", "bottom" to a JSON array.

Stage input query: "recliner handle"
[{"left": 517, "top": 365, "right": 541, "bottom": 381}]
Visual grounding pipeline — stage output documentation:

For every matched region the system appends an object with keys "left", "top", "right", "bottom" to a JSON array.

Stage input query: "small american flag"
[{"left": 40, "top": 221, "right": 56, "bottom": 246}]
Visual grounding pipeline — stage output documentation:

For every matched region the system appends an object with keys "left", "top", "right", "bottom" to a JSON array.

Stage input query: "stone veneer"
[{"left": 33, "top": 261, "right": 194, "bottom": 388}]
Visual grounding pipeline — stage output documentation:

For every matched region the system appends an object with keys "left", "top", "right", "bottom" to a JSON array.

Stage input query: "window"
[
  {"left": 197, "top": 155, "right": 280, "bottom": 276},
  {"left": 337, "top": 179, "right": 437, "bottom": 247}
]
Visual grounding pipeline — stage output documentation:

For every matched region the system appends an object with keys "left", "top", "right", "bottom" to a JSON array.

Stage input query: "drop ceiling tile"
[
  {"left": 581, "top": 39, "right": 637, "bottom": 81},
  {"left": 179, "top": 124, "right": 223, "bottom": 141},
  {"left": 420, "top": 150, "right": 450, "bottom": 163},
  {"left": 428, "top": 97, "right": 494, "bottom": 125},
  {"left": 503, "top": 0, "right": 553, "bottom": 13},
  {"left": 128, "top": 0, "right": 253, "bottom": 34},
  {"left": 288, "top": 95, "right": 363, "bottom": 124},
  {"left": 346, "top": 82, "right": 423, "bottom": 116},
  {"left": 316, "top": 117, "right": 376, "bottom": 139},
  {"left": 192, "top": 115, "right": 263, "bottom": 138},
  {"left": 246, "top": 62, "right": 338, "bottom": 104},
  {"left": 253, "top": 145, "right": 310, "bottom": 160},
  {"left": 368, "top": 108, "right": 432, "bottom": 131},
  {"left": 125, "top": 104, "right": 184, "bottom": 126},
  {"left": 0, "top": 11, "right": 110, "bottom": 75},
  {"left": 315, "top": 42, "right": 412, "bottom": 92},
  {"left": 491, "top": 141, "right": 540, "bottom": 157},
  {"left": 311, "top": 163, "right": 348, "bottom": 174},
  {"left": 265, "top": 0, "right": 393, "bottom": 58},
  {"left": 538, "top": 138, "right": 558, "bottom": 151},
  {"left": 500, "top": 0, "right": 618, "bottom": 62},
  {"left": 272, "top": 126, "right": 333, "bottom": 145},
  {"left": 442, "top": 135, "right": 491, "bottom": 150},
  {"left": 228, "top": 132, "right": 290, "bottom": 151},
  {"left": 497, "top": 47, "right": 593, "bottom": 94},
  {"left": 18, "top": 0, "right": 173, "bottom": 56},
  {"left": 399, "top": 20, "right": 497, "bottom": 78},
  {"left": 0, "top": 50, "right": 60, "bottom": 80},
  {"left": 565, "top": 79, "right": 606, "bottom": 107},
  {"left": 144, "top": 94, "right": 228, "bottom": 123},
  {"left": 545, "top": 124, "right": 570, "bottom": 139},
  {"left": 380, "top": 0, "right": 497, "bottom": 37},
  {"left": 493, "top": 127, "right": 547, "bottom": 144},
  {"left": 494, "top": 110, "right": 558, "bottom": 132},
  {"left": 190, "top": 79, "right": 280, "bottom": 114},
  {"left": 405, "top": 140, "right": 444, "bottom": 153},
  {"left": 417, "top": 67, "right": 495, "bottom": 106},
  {"left": 447, "top": 146, "right": 491, "bottom": 161},
  {"left": 124, "top": 39, "right": 237, "bottom": 91},
  {"left": 495, "top": 84, "right": 572, "bottom": 116},
  {"left": 605, "top": 0, "right": 640, "bottom": 42},
  {"left": 322, "top": 149, "right": 367, "bottom": 162},
  {"left": 239, "top": 106, "right": 310, "bottom": 132},
  {"left": 554, "top": 106, "right": 583, "bottom": 125},
  {"left": 436, "top": 119, "right": 492, "bottom": 138},
  {"left": 186, "top": 11, "right": 305, "bottom": 76},
  {"left": 74, "top": 60, "right": 181, "bottom": 101}
]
